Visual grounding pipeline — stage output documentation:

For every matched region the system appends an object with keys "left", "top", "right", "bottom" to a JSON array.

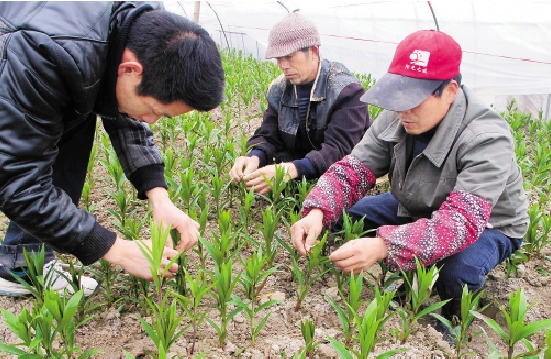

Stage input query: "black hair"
[
  {"left": 126, "top": 10, "right": 224, "bottom": 111},
  {"left": 298, "top": 46, "right": 310, "bottom": 53},
  {"left": 432, "top": 74, "right": 462, "bottom": 97}
]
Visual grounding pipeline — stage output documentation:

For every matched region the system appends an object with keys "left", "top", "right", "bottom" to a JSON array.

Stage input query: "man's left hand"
[
  {"left": 329, "top": 237, "right": 388, "bottom": 274},
  {"left": 146, "top": 187, "right": 199, "bottom": 252}
]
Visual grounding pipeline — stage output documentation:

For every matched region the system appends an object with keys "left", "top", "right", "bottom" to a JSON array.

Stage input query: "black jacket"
[{"left": 0, "top": 2, "right": 166, "bottom": 265}]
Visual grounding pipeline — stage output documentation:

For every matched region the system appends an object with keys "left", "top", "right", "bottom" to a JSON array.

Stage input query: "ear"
[
  {"left": 310, "top": 45, "right": 320, "bottom": 58},
  {"left": 445, "top": 80, "right": 459, "bottom": 104},
  {"left": 117, "top": 48, "right": 143, "bottom": 76}
]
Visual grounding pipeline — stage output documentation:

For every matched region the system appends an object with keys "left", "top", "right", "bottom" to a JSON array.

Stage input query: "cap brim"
[{"left": 360, "top": 73, "right": 443, "bottom": 111}]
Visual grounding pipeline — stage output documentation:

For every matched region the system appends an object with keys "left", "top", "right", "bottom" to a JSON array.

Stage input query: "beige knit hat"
[{"left": 265, "top": 12, "right": 321, "bottom": 59}]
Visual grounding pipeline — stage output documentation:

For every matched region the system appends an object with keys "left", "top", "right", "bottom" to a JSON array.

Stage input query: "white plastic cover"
[{"left": 165, "top": 1, "right": 551, "bottom": 119}]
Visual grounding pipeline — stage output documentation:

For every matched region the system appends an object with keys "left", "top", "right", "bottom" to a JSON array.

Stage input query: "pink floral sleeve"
[
  {"left": 302, "top": 155, "right": 376, "bottom": 227},
  {"left": 378, "top": 189, "right": 491, "bottom": 271}
]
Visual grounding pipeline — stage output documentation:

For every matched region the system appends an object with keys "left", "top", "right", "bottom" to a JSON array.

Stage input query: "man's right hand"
[
  {"left": 290, "top": 209, "right": 324, "bottom": 256},
  {"left": 229, "top": 156, "right": 260, "bottom": 184},
  {"left": 102, "top": 237, "right": 178, "bottom": 281}
]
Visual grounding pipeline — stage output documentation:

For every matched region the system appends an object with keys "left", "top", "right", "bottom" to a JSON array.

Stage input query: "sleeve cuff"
[
  {"left": 128, "top": 164, "right": 167, "bottom": 200},
  {"left": 73, "top": 222, "right": 117, "bottom": 265},
  {"left": 248, "top": 149, "right": 268, "bottom": 167},
  {"left": 293, "top": 158, "right": 317, "bottom": 179}
]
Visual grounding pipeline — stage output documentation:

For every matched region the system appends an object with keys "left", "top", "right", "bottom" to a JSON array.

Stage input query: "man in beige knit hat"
[{"left": 230, "top": 11, "right": 370, "bottom": 194}]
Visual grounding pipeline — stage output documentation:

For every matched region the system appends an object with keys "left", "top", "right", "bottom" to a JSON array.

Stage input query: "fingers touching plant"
[{"left": 294, "top": 232, "right": 331, "bottom": 311}]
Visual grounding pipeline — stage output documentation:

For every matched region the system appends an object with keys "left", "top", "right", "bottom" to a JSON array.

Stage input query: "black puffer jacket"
[{"left": 0, "top": 2, "right": 166, "bottom": 265}]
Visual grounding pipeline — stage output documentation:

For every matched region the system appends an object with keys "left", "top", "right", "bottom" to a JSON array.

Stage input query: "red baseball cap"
[{"left": 361, "top": 30, "right": 462, "bottom": 111}]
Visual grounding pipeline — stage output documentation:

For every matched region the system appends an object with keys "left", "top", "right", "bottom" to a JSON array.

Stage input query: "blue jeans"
[
  {"left": 0, "top": 115, "right": 96, "bottom": 270},
  {"left": 334, "top": 193, "right": 522, "bottom": 299}
]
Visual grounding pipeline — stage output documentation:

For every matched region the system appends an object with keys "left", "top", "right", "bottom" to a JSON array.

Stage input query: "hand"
[
  {"left": 242, "top": 164, "right": 277, "bottom": 195},
  {"left": 147, "top": 187, "right": 199, "bottom": 252},
  {"left": 329, "top": 237, "right": 388, "bottom": 274},
  {"left": 290, "top": 209, "right": 324, "bottom": 256},
  {"left": 229, "top": 156, "right": 260, "bottom": 184},
  {"left": 243, "top": 163, "right": 297, "bottom": 195},
  {"left": 103, "top": 237, "right": 179, "bottom": 280}
]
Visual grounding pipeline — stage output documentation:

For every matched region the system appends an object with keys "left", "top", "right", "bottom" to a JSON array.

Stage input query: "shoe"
[
  {"left": 435, "top": 297, "right": 463, "bottom": 345},
  {"left": 0, "top": 260, "right": 98, "bottom": 297},
  {"left": 386, "top": 283, "right": 409, "bottom": 307},
  {"left": 434, "top": 320, "right": 460, "bottom": 345}
]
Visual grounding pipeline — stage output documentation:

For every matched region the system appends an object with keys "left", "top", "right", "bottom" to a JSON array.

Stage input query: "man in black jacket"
[
  {"left": 0, "top": 2, "right": 224, "bottom": 295},
  {"left": 229, "top": 12, "right": 369, "bottom": 194}
]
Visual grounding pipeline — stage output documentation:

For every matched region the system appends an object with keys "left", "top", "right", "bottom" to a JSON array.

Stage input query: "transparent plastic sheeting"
[{"left": 165, "top": 1, "right": 551, "bottom": 119}]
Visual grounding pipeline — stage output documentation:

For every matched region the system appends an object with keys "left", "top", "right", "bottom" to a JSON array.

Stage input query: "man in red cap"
[{"left": 291, "top": 30, "right": 528, "bottom": 341}]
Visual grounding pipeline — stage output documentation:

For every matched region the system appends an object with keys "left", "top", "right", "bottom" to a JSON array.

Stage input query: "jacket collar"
[
  {"left": 94, "top": 4, "right": 154, "bottom": 119},
  {"left": 378, "top": 87, "right": 467, "bottom": 167},
  {"left": 280, "top": 57, "right": 329, "bottom": 105}
]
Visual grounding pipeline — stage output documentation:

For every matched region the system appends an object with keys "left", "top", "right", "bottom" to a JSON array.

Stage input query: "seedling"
[
  {"left": 472, "top": 287, "right": 551, "bottom": 358},
  {"left": 206, "top": 259, "right": 242, "bottom": 349},
  {"left": 328, "top": 287, "right": 407, "bottom": 358},
  {"left": 0, "top": 289, "right": 101, "bottom": 358},
  {"left": 390, "top": 258, "right": 448, "bottom": 343},
  {"left": 174, "top": 267, "right": 214, "bottom": 354},
  {"left": 325, "top": 271, "right": 365, "bottom": 345},
  {"left": 229, "top": 247, "right": 282, "bottom": 346},
  {"left": 135, "top": 220, "right": 187, "bottom": 357},
  {"left": 299, "top": 318, "right": 320, "bottom": 357},
  {"left": 258, "top": 207, "right": 282, "bottom": 268},
  {"left": 431, "top": 285, "right": 488, "bottom": 357},
  {"left": 293, "top": 232, "right": 331, "bottom": 311}
]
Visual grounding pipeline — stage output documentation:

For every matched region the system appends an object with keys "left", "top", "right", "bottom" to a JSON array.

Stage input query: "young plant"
[
  {"left": 257, "top": 207, "right": 282, "bottom": 268},
  {"left": 202, "top": 210, "right": 242, "bottom": 348},
  {"left": 206, "top": 258, "right": 242, "bottom": 349},
  {"left": 201, "top": 210, "right": 240, "bottom": 265},
  {"left": 229, "top": 247, "right": 282, "bottom": 346},
  {"left": 472, "top": 287, "right": 551, "bottom": 358},
  {"left": 64, "top": 261, "right": 102, "bottom": 324},
  {"left": 238, "top": 185, "right": 256, "bottom": 232},
  {"left": 431, "top": 285, "right": 488, "bottom": 358},
  {"left": 106, "top": 186, "right": 135, "bottom": 228},
  {"left": 505, "top": 249, "right": 530, "bottom": 279},
  {"left": 139, "top": 292, "right": 189, "bottom": 359},
  {"left": 89, "top": 258, "right": 123, "bottom": 308},
  {"left": 391, "top": 258, "right": 448, "bottom": 343},
  {"left": 12, "top": 246, "right": 47, "bottom": 305},
  {"left": 328, "top": 287, "right": 407, "bottom": 359},
  {"left": 170, "top": 229, "right": 188, "bottom": 297},
  {"left": 299, "top": 318, "right": 320, "bottom": 357},
  {"left": 262, "top": 164, "right": 294, "bottom": 211},
  {"left": 209, "top": 172, "right": 228, "bottom": 214},
  {"left": 192, "top": 202, "right": 210, "bottom": 268},
  {"left": 0, "top": 289, "right": 101, "bottom": 358},
  {"left": 174, "top": 267, "right": 214, "bottom": 355},
  {"left": 524, "top": 201, "right": 551, "bottom": 257},
  {"left": 293, "top": 232, "right": 331, "bottom": 311},
  {"left": 325, "top": 271, "right": 365, "bottom": 346},
  {"left": 279, "top": 210, "right": 302, "bottom": 282},
  {"left": 136, "top": 220, "right": 186, "bottom": 357},
  {"left": 178, "top": 167, "right": 199, "bottom": 210}
]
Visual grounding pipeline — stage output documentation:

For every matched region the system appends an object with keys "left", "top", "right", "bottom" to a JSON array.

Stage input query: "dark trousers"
[
  {"left": 335, "top": 193, "right": 522, "bottom": 299},
  {"left": 0, "top": 115, "right": 96, "bottom": 269}
]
